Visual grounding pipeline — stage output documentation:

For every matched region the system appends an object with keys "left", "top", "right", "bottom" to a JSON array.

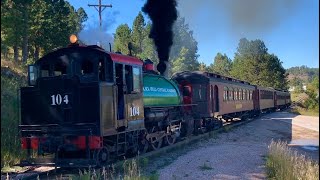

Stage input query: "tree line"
[
  {"left": 287, "top": 66, "right": 319, "bottom": 80},
  {"left": 113, "top": 12, "right": 200, "bottom": 75},
  {"left": 1, "top": 3, "right": 289, "bottom": 90},
  {"left": 286, "top": 65, "right": 319, "bottom": 94},
  {"left": 114, "top": 12, "right": 288, "bottom": 90},
  {"left": 1, "top": 0, "right": 87, "bottom": 63}
]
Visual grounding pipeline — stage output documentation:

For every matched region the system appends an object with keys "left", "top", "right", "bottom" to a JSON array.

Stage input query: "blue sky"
[{"left": 67, "top": 0, "right": 319, "bottom": 69}]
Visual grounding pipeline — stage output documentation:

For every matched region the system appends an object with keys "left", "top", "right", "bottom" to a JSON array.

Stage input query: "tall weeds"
[
  {"left": 74, "top": 159, "right": 150, "bottom": 180},
  {"left": 1, "top": 63, "right": 27, "bottom": 167},
  {"left": 123, "top": 159, "right": 142, "bottom": 180},
  {"left": 266, "top": 140, "right": 319, "bottom": 180}
]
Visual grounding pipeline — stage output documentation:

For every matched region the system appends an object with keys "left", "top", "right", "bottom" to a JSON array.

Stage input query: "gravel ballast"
[{"left": 154, "top": 111, "right": 319, "bottom": 180}]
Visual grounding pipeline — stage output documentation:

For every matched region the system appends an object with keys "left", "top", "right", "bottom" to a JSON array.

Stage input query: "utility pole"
[{"left": 88, "top": 0, "right": 112, "bottom": 28}]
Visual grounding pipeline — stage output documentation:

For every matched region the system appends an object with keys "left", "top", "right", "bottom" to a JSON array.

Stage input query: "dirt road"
[{"left": 149, "top": 111, "right": 319, "bottom": 180}]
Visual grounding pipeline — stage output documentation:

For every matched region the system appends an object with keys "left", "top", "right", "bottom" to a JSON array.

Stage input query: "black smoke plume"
[{"left": 142, "top": 0, "right": 178, "bottom": 75}]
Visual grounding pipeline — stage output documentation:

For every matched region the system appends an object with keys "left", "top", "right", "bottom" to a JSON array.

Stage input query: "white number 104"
[
  {"left": 51, "top": 94, "right": 69, "bottom": 105},
  {"left": 130, "top": 106, "right": 140, "bottom": 116}
]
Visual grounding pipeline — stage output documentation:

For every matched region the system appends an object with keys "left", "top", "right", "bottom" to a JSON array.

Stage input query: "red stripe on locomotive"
[
  {"left": 21, "top": 137, "right": 39, "bottom": 149},
  {"left": 109, "top": 53, "right": 143, "bottom": 66},
  {"left": 21, "top": 136, "right": 102, "bottom": 150},
  {"left": 73, "top": 136, "right": 103, "bottom": 150}
]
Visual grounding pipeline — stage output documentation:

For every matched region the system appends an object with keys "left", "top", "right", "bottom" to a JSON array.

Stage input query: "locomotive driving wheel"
[
  {"left": 150, "top": 136, "right": 162, "bottom": 150},
  {"left": 148, "top": 127, "right": 163, "bottom": 150},
  {"left": 93, "top": 147, "right": 109, "bottom": 167},
  {"left": 165, "top": 132, "right": 176, "bottom": 145},
  {"left": 195, "top": 119, "right": 206, "bottom": 134},
  {"left": 138, "top": 136, "right": 149, "bottom": 154}
]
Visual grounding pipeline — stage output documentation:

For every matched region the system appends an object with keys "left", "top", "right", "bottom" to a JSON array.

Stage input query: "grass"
[
  {"left": 290, "top": 92, "right": 319, "bottom": 117},
  {"left": 266, "top": 140, "right": 319, "bottom": 180},
  {"left": 139, "top": 157, "right": 149, "bottom": 168},
  {"left": 289, "top": 107, "right": 319, "bottom": 117},
  {"left": 199, "top": 162, "right": 213, "bottom": 171},
  {"left": 222, "top": 125, "right": 232, "bottom": 133},
  {"left": 290, "top": 93, "right": 303, "bottom": 103},
  {"left": 68, "top": 159, "right": 159, "bottom": 180},
  {"left": 1, "top": 62, "right": 27, "bottom": 168},
  {"left": 208, "top": 131, "right": 218, "bottom": 139}
]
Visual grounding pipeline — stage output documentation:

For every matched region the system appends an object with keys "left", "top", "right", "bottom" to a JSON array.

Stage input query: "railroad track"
[{"left": 2, "top": 114, "right": 260, "bottom": 180}]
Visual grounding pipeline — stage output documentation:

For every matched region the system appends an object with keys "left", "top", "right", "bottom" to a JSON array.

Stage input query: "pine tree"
[
  {"left": 140, "top": 22, "right": 158, "bottom": 62},
  {"left": 199, "top": 62, "right": 208, "bottom": 72},
  {"left": 208, "top": 53, "right": 232, "bottom": 76},
  {"left": 131, "top": 12, "right": 145, "bottom": 57},
  {"left": 169, "top": 17, "right": 199, "bottom": 75},
  {"left": 230, "top": 38, "right": 288, "bottom": 89},
  {"left": 113, "top": 24, "right": 132, "bottom": 55},
  {"left": 2, "top": 0, "right": 88, "bottom": 62}
]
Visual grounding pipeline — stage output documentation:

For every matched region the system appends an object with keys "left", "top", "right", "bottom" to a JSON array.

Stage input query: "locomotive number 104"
[
  {"left": 130, "top": 106, "right": 140, "bottom": 116},
  {"left": 51, "top": 94, "right": 69, "bottom": 106}
]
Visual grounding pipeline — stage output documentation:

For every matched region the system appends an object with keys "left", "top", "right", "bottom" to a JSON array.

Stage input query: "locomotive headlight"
[{"left": 69, "top": 34, "right": 78, "bottom": 44}]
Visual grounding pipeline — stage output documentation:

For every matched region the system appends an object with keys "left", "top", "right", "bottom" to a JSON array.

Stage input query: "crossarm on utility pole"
[{"left": 88, "top": 0, "right": 112, "bottom": 28}]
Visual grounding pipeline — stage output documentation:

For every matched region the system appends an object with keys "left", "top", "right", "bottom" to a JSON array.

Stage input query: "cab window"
[
  {"left": 97, "top": 55, "right": 114, "bottom": 83},
  {"left": 98, "top": 58, "right": 105, "bottom": 81},
  {"left": 38, "top": 55, "right": 70, "bottom": 77},
  {"left": 54, "top": 60, "right": 68, "bottom": 76},
  {"left": 105, "top": 56, "right": 113, "bottom": 83},
  {"left": 75, "top": 53, "right": 98, "bottom": 82},
  {"left": 133, "top": 67, "right": 141, "bottom": 93},
  {"left": 40, "top": 63, "right": 50, "bottom": 77},
  {"left": 125, "top": 65, "right": 133, "bottom": 93},
  {"left": 81, "top": 60, "right": 94, "bottom": 75}
]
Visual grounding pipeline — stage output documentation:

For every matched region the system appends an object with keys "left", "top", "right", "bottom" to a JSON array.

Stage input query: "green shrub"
[{"left": 1, "top": 69, "right": 27, "bottom": 167}]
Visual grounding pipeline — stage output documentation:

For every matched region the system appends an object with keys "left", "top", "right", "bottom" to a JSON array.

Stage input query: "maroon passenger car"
[
  {"left": 172, "top": 71, "right": 257, "bottom": 122},
  {"left": 255, "top": 86, "right": 276, "bottom": 112},
  {"left": 275, "top": 90, "right": 291, "bottom": 109}
]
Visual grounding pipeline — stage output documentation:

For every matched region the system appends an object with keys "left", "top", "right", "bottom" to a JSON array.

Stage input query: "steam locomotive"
[{"left": 19, "top": 35, "right": 290, "bottom": 167}]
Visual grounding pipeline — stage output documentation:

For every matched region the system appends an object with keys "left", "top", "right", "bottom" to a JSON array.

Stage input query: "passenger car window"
[
  {"left": 234, "top": 88, "right": 238, "bottom": 100},
  {"left": 224, "top": 87, "right": 228, "bottom": 101},
  {"left": 229, "top": 88, "right": 234, "bottom": 101},
  {"left": 244, "top": 90, "right": 247, "bottom": 100}
]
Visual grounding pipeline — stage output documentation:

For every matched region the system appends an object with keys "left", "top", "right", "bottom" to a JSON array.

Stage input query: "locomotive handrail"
[
  {"left": 19, "top": 124, "right": 60, "bottom": 127},
  {"left": 20, "top": 128, "right": 96, "bottom": 136},
  {"left": 20, "top": 129, "right": 94, "bottom": 132},
  {"left": 20, "top": 129, "right": 43, "bottom": 132},
  {"left": 19, "top": 123, "right": 97, "bottom": 127},
  {"left": 73, "top": 123, "right": 97, "bottom": 126},
  {"left": 145, "top": 104, "right": 198, "bottom": 109}
]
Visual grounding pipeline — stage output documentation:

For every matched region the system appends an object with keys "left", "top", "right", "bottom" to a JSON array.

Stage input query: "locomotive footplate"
[{"left": 19, "top": 158, "right": 98, "bottom": 168}]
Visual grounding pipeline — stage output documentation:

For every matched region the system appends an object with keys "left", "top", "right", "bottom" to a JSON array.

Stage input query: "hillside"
[
  {"left": 286, "top": 66, "right": 319, "bottom": 83},
  {"left": 1, "top": 60, "right": 27, "bottom": 167}
]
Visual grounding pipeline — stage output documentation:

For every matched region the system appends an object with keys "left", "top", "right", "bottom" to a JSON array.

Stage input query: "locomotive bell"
[{"left": 144, "top": 59, "right": 154, "bottom": 71}]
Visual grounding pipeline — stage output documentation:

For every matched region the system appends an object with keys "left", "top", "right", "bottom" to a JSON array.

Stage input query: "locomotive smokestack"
[{"left": 142, "top": 0, "right": 178, "bottom": 77}]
